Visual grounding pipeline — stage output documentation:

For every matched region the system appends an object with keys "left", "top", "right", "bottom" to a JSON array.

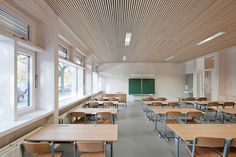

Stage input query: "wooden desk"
[
  {"left": 73, "top": 108, "right": 118, "bottom": 123},
  {"left": 213, "top": 108, "right": 236, "bottom": 123},
  {"left": 73, "top": 108, "right": 118, "bottom": 115},
  {"left": 85, "top": 101, "right": 119, "bottom": 107},
  {"left": 151, "top": 108, "right": 203, "bottom": 115},
  {"left": 151, "top": 108, "right": 203, "bottom": 140},
  {"left": 168, "top": 124, "right": 236, "bottom": 157},
  {"left": 26, "top": 124, "right": 118, "bottom": 157}
]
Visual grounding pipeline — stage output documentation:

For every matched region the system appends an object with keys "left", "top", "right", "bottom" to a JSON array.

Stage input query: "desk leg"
[
  {"left": 112, "top": 115, "right": 115, "bottom": 124},
  {"left": 111, "top": 142, "right": 113, "bottom": 157},
  {"left": 175, "top": 136, "right": 180, "bottom": 157}
]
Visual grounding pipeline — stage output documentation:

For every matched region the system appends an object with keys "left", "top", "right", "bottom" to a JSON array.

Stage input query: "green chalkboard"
[
  {"left": 128, "top": 79, "right": 142, "bottom": 94},
  {"left": 128, "top": 78, "right": 155, "bottom": 94},
  {"left": 142, "top": 79, "right": 155, "bottom": 94}
]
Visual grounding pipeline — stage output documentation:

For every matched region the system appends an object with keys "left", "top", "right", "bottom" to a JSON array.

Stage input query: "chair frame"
[{"left": 191, "top": 137, "right": 230, "bottom": 157}]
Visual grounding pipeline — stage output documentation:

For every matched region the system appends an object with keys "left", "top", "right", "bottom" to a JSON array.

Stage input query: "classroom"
[{"left": 0, "top": 0, "right": 236, "bottom": 157}]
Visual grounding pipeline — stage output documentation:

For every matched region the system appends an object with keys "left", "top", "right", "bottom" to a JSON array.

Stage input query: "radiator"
[{"left": 0, "top": 127, "right": 41, "bottom": 157}]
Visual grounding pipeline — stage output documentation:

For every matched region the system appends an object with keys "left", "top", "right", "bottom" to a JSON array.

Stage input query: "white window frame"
[
  {"left": 16, "top": 47, "right": 36, "bottom": 115},
  {"left": 58, "top": 58, "right": 79, "bottom": 102}
]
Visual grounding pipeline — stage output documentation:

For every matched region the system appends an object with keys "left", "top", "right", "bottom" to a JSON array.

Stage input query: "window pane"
[
  {"left": 58, "top": 62, "right": 77, "bottom": 101},
  {"left": 17, "top": 53, "right": 30, "bottom": 109},
  {"left": 58, "top": 45, "right": 67, "bottom": 58}
]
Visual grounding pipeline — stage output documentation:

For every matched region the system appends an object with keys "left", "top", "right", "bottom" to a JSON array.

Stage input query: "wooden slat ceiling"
[{"left": 44, "top": 0, "right": 236, "bottom": 62}]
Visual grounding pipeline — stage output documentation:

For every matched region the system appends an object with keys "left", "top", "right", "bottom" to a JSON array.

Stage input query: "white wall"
[
  {"left": 99, "top": 63, "right": 185, "bottom": 101},
  {"left": 218, "top": 45, "right": 236, "bottom": 101}
]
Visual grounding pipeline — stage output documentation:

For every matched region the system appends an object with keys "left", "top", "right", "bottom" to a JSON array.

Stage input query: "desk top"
[
  {"left": 73, "top": 108, "right": 118, "bottom": 114},
  {"left": 25, "top": 124, "right": 118, "bottom": 142},
  {"left": 167, "top": 124, "right": 236, "bottom": 141},
  {"left": 187, "top": 101, "right": 226, "bottom": 105},
  {"left": 214, "top": 108, "right": 236, "bottom": 115},
  {"left": 151, "top": 108, "right": 203, "bottom": 115},
  {"left": 143, "top": 101, "right": 174, "bottom": 105},
  {"left": 85, "top": 101, "right": 119, "bottom": 105}
]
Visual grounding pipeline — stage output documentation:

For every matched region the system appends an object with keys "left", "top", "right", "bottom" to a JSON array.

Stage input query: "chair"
[
  {"left": 185, "top": 97, "right": 196, "bottom": 107},
  {"left": 228, "top": 138, "right": 236, "bottom": 157},
  {"left": 198, "top": 97, "right": 207, "bottom": 101},
  {"left": 207, "top": 101, "right": 219, "bottom": 120},
  {"left": 145, "top": 97, "right": 154, "bottom": 101},
  {"left": 167, "top": 102, "right": 179, "bottom": 108},
  {"left": 74, "top": 141, "right": 106, "bottom": 157},
  {"left": 185, "top": 111, "right": 203, "bottom": 124},
  {"left": 156, "top": 97, "right": 167, "bottom": 101},
  {"left": 103, "top": 101, "right": 114, "bottom": 108},
  {"left": 186, "top": 97, "right": 195, "bottom": 101},
  {"left": 223, "top": 102, "right": 235, "bottom": 108},
  {"left": 187, "top": 137, "right": 228, "bottom": 157},
  {"left": 96, "top": 112, "right": 112, "bottom": 124},
  {"left": 152, "top": 102, "right": 163, "bottom": 107},
  {"left": 21, "top": 142, "right": 63, "bottom": 157},
  {"left": 70, "top": 112, "right": 86, "bottom": 124},
  {"left": 163, "top": 111, "right": 181, "bottom": 138},
  {"left": 89, "top": 101, "right": 99, "bottom": 108}
]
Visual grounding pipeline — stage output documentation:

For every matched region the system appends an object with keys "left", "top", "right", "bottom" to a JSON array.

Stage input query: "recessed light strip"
[
  {"left": 165, "top": 56, "right": 175, "bottom": 61},
  {"left": 196, "top": 32, "right": 225, "bottom": 46},
  {"left": 125, "top": 32, "right": 132, "bottom": 46}
]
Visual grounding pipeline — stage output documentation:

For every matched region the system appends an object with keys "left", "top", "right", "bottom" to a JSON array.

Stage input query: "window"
[
  {"left": 58, "top": 45, "right": 67, "bottom": 59},
  {"left": 75, "top": 55, "right": 83, "bottom": 65},
  {"left": 17, "top": 51, "right": 35, "bottom": 110},
  {"left": 92, "top": 72, "right": 98, "bottom": 93},
  {"left": 58, "top": 61, "right": 77, "bottom": 101},
  {"left": 0, "top": 8, "right": 29, "bottom": 40}
]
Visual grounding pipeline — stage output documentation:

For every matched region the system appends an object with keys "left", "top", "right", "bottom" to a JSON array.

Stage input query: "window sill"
[{"left": 0, "top": 109, "right": 53, "bottom": 138}]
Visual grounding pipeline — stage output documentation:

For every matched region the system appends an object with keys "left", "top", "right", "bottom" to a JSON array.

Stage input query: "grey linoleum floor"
[{"left": 56, "top": 101, "right": 190, "bottom": 157}]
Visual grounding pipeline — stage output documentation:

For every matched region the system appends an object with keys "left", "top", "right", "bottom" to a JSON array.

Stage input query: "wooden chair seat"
[
  {"left": 187, "top": 146, "right": 222, "bottom": 157},
  {"left": 80, "top": 152, "right": 105, "bottom": 157},
  {"left": 37, "top": 152, "right": 63, "bottom": 157},
  {"left": 73, "top": 118, "right": 86, "bottom": 124},
  {"left": 166, "top": 119, "right": 179, "bottom": 124},
  {"left": 97, "top": 119, "right": 112, "bottom": 124}
]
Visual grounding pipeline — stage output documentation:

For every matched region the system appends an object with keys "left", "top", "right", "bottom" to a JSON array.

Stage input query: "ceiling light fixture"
[
  {"left": 125, "top": 32, "right": 132, "bottom": 46},
  {"left": 123, "top": 56, "right": 126, "bottom": 61},
  {"left": 196, "top": 32, "right": 225, "bottom": 46},
  {"left": 165, "top": 56, "right": 175, "bottom": 61}
]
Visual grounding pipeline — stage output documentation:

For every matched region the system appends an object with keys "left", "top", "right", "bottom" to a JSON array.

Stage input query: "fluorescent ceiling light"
[
  {"left": 123, "top": 56, "right": 126, "bottom": 61},
  {"left": 196, "top": 32, "right": 225, "bottom": 46},
  {"left": 165, "top": 56, "right": 175, "bottom": 61},
  {"left": 125, "top": 32, "right": 132, "bottom": 46}
]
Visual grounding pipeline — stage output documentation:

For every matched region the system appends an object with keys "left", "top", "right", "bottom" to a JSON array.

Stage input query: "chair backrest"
[
  {"left": 187, "top": 111, "right": 202, "bottom": 118},
  {"left": 156, "top": 97, "right": 167, "bottom": 101},
  {"left": 166, "top": 111, "right": 181, "bottom": 118},
  {"left": 145, "top": 97, "right": 154, "bottom": 101},
  {"left": 21, "top": 142, "right": 51, "bottom": 155},
  {"left": 207, "top": 101, "right": 219, "bottom": 106},
  {"left": 103, "top": 101, "right": 113, "bottom": 106},
  {"left": 224, "top": 102, "right": 235, "bottom": 108},
  {"left": 96, "top": 112, "right": 112, "bottom": 119},
  {"left": 76, "top": 141, "right": 104, "bottom": 153},
  {"left": 191, "top": 137, "right": 227, "bottom": 157},
  {"left": 186, "top": 97, "right": 195, "bottom": 101},
  {"left": 70, "top": 112, "right": 85, "bottom": 118},
  {"left": 89, "top": 101, "right": 99, "bottom": 107},
  {"left": 167, "top": 102, "right": 179, "bottom": 107},
  {"left": 152, "top": 102, "right": 162, "bottom": 106},
  {"left": 198, "top": 97, "right": 207, "bottom": 101},
  {"left": 193, "top": 137, "right": 226, "bottom": 147}
]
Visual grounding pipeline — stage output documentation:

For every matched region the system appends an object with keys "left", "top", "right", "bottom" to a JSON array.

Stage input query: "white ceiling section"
[{"left": 44, "top": 0, "right": 236, "bottom": 63}]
